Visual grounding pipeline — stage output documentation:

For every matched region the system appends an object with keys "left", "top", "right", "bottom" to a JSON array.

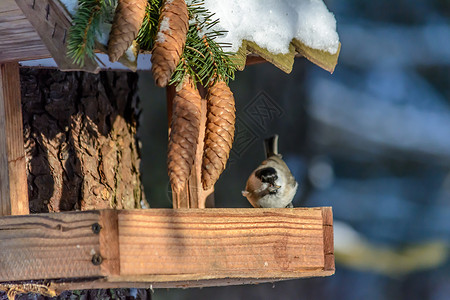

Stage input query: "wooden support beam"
[
  {"left": 0, "top": 62, "right": 29, "bottom": 216},
  {"left": 15, "top": 0, "right": 100, "bottom": 73},
  {"left": 0, "top": 0, "right": 49, "bottom": 62},
  {"left": 0, "top": 208, "right": 334, "bottom": 290}
]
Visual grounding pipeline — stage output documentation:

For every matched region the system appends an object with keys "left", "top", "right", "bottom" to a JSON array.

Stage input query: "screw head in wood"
[
  {"left": 91, "top": 254, "right": 103, "bottom": 265},
  {"left": 91, "top": 223, "right": 101, "bottom": 234}
]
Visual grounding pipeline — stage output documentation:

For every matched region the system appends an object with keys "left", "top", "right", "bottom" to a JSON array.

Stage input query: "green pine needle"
[
  {"left": 67, "top": 0, "right": 237, "bottom": 84},
  {"left": 169, "top": 0, "right": 237, "bottom": 88},
  {"left": 136, "top": 0, "right": 161, "bottom": 50},
  {"left": 67, "top": 0, "right": 115, "bottom": 67}
]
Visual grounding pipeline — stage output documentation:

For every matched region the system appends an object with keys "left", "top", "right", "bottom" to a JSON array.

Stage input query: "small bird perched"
[{"left": 242, "top": 135, "right": 298, "bottom": 208}]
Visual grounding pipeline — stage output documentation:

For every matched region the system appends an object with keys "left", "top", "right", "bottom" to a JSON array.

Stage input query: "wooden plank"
[
  {"left": 246, "top": 41, "right": 296, "bottom": 74},
  {"left": 0, "top": 62, "right": 29, "bottom": 216},
  {"left": 292, "top": 39, "right": 341, "bottom": 74},
  {"left": 0, "top": 211, "right": 104, "bottom": 281},
  {"left": 246, "top": 55, "right": 269, "bottom": 66},
  {"left": 99, "top": 210, "right": 120, "bottom": 276},
  {"left": 322, "top": 207, "right": 335, "bottom": 272},
  {"left": 0, "top": 69, "right": 10, "bottom": 216},
  {"left": 15, "top": 0, "right": 100, "bottom": 72},
  {"left": 119, "top": 208, "right": 329, "bottom": 280},
  {"left": 49, "top": 271, "right": 334, "bottom": 292},
  {"left": 20, "top": 53, "right": 153, "bottom": 71},
  {"left": 0, "top": 208, "right": 334, "bottom": 288},
  {"left": 0, "top": 0, "right": 50, "bottom": 62}
]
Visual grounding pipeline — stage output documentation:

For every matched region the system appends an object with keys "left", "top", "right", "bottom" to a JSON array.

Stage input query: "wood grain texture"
[
  {"left": 0, "top": 62, "right": 29, "bottom": 216},
  {"left": 0, "top": 0, "right": 50, "bottom": 62},
  {"left": 49, "top": 271, "right": 335, "bottom": 292},
  {"left": 119, "top": 208, "right": 329, "bottom": 280},
  {"left": 246, "top": 41, "right": 296, "bottom": 74},
  {"left": 0, "top": 208, "right": 334, "bottom": 288},
  {"left": 0, "top": 71, "right": 10, "bottom": 216},
  {"left": 99, "top": 210, "right": 120, "bottom": 276},
  {"left": 292, "top": 39, "right": 341, "bottom": 74},
  {"left": 322, "top": 207, "right": 334, "bottom": 271},
  {"left": 0, "top": 211, "right": 103, "bottom": 281},
  {"left": 15, "top": 0, "right": 99, "bottom": 72}
]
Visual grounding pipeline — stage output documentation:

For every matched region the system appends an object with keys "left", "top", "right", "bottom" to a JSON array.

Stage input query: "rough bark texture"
[
  {"left": 0, "top": 288, "right": 152, "bottom": 300},
  {"left": 202, "top": 81, "right": 235, "bottom": 190},
  {"left": 20, "top": 68, "right": 144, "bottom": 213},
  {"left": 108, "top": 0, "right": 148, "bottom": 62},
  {"left": 167, "top": 78, "right": 202, "bottom": 194},
  {"left": 151, "top": 0, "right": 189, "bottom": 87}
]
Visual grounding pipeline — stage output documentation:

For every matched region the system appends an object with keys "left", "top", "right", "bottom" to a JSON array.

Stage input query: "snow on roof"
[
  {"left": 201, "top": 0, "right": 340, "bottom": 55},
  {"left": 62, "top": 0, "right": 339, "bottom": 55},
  {"left": 59, "top": 0, "right": 340, "bottom": 72}
]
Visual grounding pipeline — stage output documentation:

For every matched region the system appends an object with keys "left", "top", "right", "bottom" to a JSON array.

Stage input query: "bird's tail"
[{"left": 264, "top": 134, "right": 279, "bottom": 158}]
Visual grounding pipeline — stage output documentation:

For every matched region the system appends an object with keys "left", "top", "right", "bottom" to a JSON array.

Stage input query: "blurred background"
[{"left": 138, "top": 0, "right": 450, "bottom": 299}]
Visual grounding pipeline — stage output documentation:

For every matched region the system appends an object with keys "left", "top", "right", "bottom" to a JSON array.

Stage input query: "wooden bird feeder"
[{"left": 0, "top": 0, "right": 336, "bottom": 296}]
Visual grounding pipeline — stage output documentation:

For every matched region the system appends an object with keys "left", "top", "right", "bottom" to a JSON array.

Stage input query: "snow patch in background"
[{"left": 201, "top": 0, "right": 340, "bottom": 54}]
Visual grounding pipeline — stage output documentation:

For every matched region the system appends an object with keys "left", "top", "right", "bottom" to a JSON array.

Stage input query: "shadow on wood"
[{"left": 0, "top": 207, "right": 334, "bottom": 292}]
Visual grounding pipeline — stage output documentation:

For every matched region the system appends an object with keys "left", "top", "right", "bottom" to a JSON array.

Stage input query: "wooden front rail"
[{"left": 0, "top": 207, "right": 334, "bottom": 291}]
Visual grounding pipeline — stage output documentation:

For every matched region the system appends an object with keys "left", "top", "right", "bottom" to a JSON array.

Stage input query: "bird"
[{"left": 242, "top": 134, "right": 298, "bottom": 208}]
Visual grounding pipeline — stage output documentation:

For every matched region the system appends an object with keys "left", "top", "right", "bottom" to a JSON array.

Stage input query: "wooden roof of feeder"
[
  {"left": 0, "top": 0, "right": 340, "bottom": 73},
  {"left": 0, "top": 0, "right": 336, "bottom": 295}
]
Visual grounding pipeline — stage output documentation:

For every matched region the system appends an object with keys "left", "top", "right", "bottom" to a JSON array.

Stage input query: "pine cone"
[
  {"left": 202, "top": 81, "right": 236, "bottom": 190},
  {"left": 168, "top": 78, "right": 202, "bottom": 193},
  {"left": 151, "top": 0, "right": 189, "bottom": 87},
  {"left": 108, "top": 0, "right": 148, "bottom": 62}
]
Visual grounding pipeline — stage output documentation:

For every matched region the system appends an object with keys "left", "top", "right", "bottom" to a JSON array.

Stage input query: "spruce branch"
[
  {"left": 169, "top": 0, "right": 237, "bottom": 88},
  {"left": 66, "top": 0, "right": 237, "bottom": 80},
  {"left": 67, "top": 0, "right": 115, "bottom": 67},
  {"left": 136, "top": 0, "right": 161, "bottom": 50}
]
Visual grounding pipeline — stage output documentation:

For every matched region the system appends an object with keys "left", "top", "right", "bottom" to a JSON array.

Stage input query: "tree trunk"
[
  {"left": 20, "top": 68, "right": 145, "bottom": 212},
  {"left": 6, "top": 68, "right": 152, "bottom": 299}
]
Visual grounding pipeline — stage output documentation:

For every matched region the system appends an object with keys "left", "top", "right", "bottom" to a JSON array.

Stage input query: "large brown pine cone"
[
  {"left": 151, "top": 0, "right": 189, "bottom": 87},
  {"left": 108, "top": 0, "right": 148, "bottom": 62},
  {"left": 202, "top": 81, "right": 236, "bottom": 190},
  {"left": 168, "top": 78, "right": 202, "bottom": 193}
]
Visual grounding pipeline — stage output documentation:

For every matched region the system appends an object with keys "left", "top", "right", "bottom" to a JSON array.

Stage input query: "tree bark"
[
  {"left": 20, "top": 68, "right": 145, "bottom": 213},
  {"left": 0, "top": 68, "right": 149, "bottom": 300}
]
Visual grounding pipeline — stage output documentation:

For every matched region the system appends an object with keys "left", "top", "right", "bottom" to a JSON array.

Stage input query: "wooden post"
[
  {"left": 0, "top": 62, "right": 29, "bottom": 216},
  {"left": 166, "top": 85, "right": 214, "bottom": 209}
]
